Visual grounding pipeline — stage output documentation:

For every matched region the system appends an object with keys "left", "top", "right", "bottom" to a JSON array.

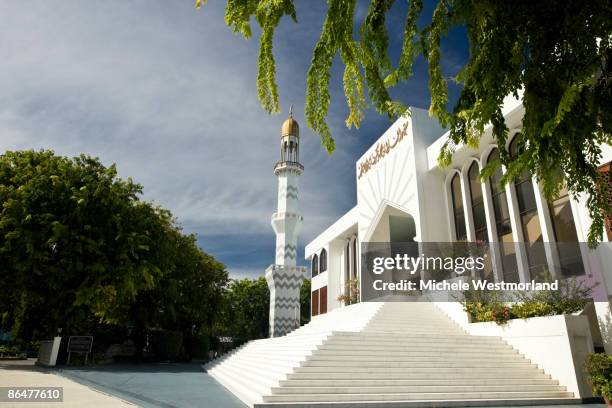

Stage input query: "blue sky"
[{"left": 0, "top": 1, "right": 468, "bottom": 279}]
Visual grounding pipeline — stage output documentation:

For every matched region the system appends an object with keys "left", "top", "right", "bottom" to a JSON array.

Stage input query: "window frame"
[
  {"left": 319, "top": 248, "right": 327, "bottom": 273},
  {"left": 450, "top": 172, "right": 467, "bottom": 241},
  {"left": 311, "top": 254, "right": 319, "bottom": 277},
  {"left": 468, "top": 161, "right": 488, "bottom": 242}
]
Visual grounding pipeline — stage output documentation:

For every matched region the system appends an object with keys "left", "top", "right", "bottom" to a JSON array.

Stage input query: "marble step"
[
  {"left": 293, "top": 365, "right": 543, "bottom": 374},
  {"left": 278, "top": 378, "right": 559, "bottom": 387},
  {"left": 255, "top": 398, "right": 581, "bottom": 408},
  {"left": 300, "top": 360, "right": 535, "bottom": 368},
  {"left": 323, "top": 337, "right": 504, "bottom": 346},
  {"left": 270, "top": 384, "right": 566, "bottom": 395},
  {"left": 329, "top": 331, "right": 496, "bottom": 339},
  {"left": 318, "top": 342, "right": 514, "bottom": 351},
  {"left": 262, "top": 391, "right": 574, "bottom": 403},
  {"left": 234, "top": 354, "right": 304, "bottom": 367},
  {"left": 364, "top": 326, "right": 464, "bottom": 332},
  {"left": 328, "top": 332, "right": 499, "bottom": 340},
  {"left": 313, "top": 347, "right": 519, "bottom": 355},
  {"left": 211, "top": 367, "right": 265, "bottom": 406},
  {"left": 305, "top": 354, "right": 527, "bottom": 362},
  {"left": 286, "top": 370, "right": 551, "bottom": 380},
  {"left": 212, "top": 364, "right": 271, "bottom": 391}
]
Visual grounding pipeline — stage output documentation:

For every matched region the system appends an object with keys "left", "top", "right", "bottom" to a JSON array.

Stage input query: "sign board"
[{"left": 67, "top": 336, "right": 93, "bottom": 353}]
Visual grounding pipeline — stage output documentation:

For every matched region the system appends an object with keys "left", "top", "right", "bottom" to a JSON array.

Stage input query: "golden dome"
[{"left": 281, "top": 107, "right": 299, "bottom": 137}]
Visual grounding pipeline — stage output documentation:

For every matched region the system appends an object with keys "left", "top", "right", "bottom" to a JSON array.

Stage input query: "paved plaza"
[
  {"left": 0, "top": 359, "right": 134, "bottom": 407},
  {"left": 57, "top": 363, "right": 245, "bottom": 408},
  {"left": 0, "top": 359, "right": 607, "bottom": 408}
]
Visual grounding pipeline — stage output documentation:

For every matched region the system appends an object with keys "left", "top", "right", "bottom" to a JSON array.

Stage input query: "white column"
[
  {"left": 354, "top": 234, "right": 361, "bottom": 302},
  {"left": 341, "top": 239, "right": 350, "bottom": 303},
  {"left": 460, "top": 168, "right": 476, "bottom": 242},
  {"left": 532, "top": 180, "right": 562, "bottom": 277},
  {"left": 445, "top": 173, "right": 458, "bottom": 241},
  {"left": 505, "top": 179, "right": 531, "bottom": 282},
  {"left": 481, "top": 171, "right": 504, "bottom": 282}
]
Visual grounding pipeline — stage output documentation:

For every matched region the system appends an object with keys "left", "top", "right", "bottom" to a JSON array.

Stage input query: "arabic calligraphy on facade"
[{"left": 357, "top": 121, "right": 409, "bottom": 179}]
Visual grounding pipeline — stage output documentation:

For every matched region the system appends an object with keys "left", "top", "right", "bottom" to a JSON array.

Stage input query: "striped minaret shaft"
[{"left": 265, "top": 107, "right": 305, "bottom": 337}]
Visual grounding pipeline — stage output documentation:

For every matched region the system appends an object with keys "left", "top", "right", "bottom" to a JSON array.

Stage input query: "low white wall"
[{"left": 435, "top": 302, "right": 594, "bottom": 398}]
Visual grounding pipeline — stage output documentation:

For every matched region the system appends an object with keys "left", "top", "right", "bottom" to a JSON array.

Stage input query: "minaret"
[{"left": 265, "top": 106, "right": 306, "bottom": 337}]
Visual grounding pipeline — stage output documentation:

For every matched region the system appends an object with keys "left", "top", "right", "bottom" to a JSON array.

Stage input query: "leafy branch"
[{"left": 196, "top": 0, "right": 612, "bottom": 245}]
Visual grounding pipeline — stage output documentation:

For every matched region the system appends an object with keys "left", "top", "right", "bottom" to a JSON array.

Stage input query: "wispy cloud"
[{"left": 0, "top": 1, "right": 466, "bottom": 278}]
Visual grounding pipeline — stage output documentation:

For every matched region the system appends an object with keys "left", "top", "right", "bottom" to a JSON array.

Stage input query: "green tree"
[
  {"left": 197, "top": 0, "right": 612, "bottom": 244},
  {"left": 214, "top": 276, "right": 311, "bottom": 341},
  {"left": 300, "top": 278, "right": 311, "bottom": 325},
  {"left": 129, "top": 229, "right": 228, "bottom": 358},
  {"left": 0, "top": 150, "right": 227, "bottom": 349},
  {"left": 215, "top": 277, "right": 270, "bottom": 341}
]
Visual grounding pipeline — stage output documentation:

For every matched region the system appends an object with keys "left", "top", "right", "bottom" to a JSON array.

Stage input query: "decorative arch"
[
  {"left": 467, "top": 160, "right": 488, "bottom": 241},
  {"left": 487, "top": 147, "right": 512, "bottom": 237},
  {"left": 460, "top": 156, "right": 481, "bottom": 177},
  {"left": 311, "top": 254, "right": 319, "bottom": 277},
  {"left": 444, "top": 169, "right": 463, "bottom": 241},
  {"left": 504, "top": 128, "right": 523, "bottom": 151},
  {"left": 319, "top": 248, "right": 327, "bottom": 273},
  {"left": 361, "top": 200, "right": 415, "bottom": 243},
  {"left": 480, "top": 144, "right": 499, "bottom": 166},
  {"left": 449, "top": 171, "right": 467, "bottom": 241}
]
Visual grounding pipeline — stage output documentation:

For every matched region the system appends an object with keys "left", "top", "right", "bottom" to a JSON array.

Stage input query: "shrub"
[
  {"left": 511, "top": 301, "right": 556, "bottom": 319},
  {"left": 149, "top": 330, "right": 183, "bottom": 361},
  {"left": 461, "top": 276, "right": 594, "bottom": 325},
  {"left": 337, "top": 279, "right": 360, "bottom": 305},
  {"left": 584, "top": 353, "right": 612, "bottom": 400},
  {"left": 461, "top": 288, "right": 511, "bottom": 323},
  {"left": 0, "top": 345, "right": 19, "bottom": 357},
  {"left": 515, "top": 274, "right": 593, "bottom": 316}
]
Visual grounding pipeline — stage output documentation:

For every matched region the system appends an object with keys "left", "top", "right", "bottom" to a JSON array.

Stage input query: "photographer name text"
[{"left": 372, "top": 279, "right": 559, "bottom": 292}]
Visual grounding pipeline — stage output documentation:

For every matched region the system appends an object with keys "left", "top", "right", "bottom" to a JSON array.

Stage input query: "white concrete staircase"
[
  {"left": 204, "top": 302, "right": 383, "bottom": 406},
  {"left": 205, "top": 302, "right": 578, "bottom": 407}
]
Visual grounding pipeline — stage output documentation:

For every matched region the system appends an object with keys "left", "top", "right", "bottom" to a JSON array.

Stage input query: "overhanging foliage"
[{"left": 196, "top": 0, "right": 612, "bottom": 245}]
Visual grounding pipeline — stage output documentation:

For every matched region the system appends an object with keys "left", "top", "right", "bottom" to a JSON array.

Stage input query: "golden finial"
[{"left": 281, "top": 105, "right": 299, "bottom": 137}]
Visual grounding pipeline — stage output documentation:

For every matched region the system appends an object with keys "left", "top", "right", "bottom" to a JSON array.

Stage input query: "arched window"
[
  {"left": 488, "top": 148, "right": 518, "bottom": 282},
  {"left": 450, "top": 173, "right": 467, "bottom": 240},
  {"left": 468, "top": 161, "right": 488, "bottom": 242},
  {"left": 319, "top": 249, "right": 327, "bottom": 272},
  {"left": 509, "top": 137, "right": 546, "bottom": 279},
  {"left": 549, "top": 184, "right": 584, "bottom": 276},
  {"left": 311, "top": 254, "right": 319, "bottom": 277}
]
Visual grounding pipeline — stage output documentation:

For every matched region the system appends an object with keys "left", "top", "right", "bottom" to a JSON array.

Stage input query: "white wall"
[
  {"left": 356, "top": 108, "right": 445, "bottom": 243},
  {"left": 327, "top": 239, "right": 345, "bottom": 312},
  {"left": 435, "top": 303, "right": 594, "bottom": 398}
]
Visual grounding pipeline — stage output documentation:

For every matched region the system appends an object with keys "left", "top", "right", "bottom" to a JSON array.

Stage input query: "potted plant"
[
  {"left": 584, "top": 353, "right": 612, "bottom": 406},
  {"left": 337, "top": 278, "right": 360, "bottom": 305}
]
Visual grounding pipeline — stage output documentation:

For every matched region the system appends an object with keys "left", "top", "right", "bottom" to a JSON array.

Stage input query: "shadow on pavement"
[{"left": 56, "top": 362, "right": 246, "bottom": 408}]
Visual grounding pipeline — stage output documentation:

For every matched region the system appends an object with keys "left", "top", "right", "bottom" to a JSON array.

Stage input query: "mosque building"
[
  {"left": 305, "top": 93, "right": 612, "bottom": 345},
  {"left": 206, "top": 99, "right": 612, "bottom": 407}
]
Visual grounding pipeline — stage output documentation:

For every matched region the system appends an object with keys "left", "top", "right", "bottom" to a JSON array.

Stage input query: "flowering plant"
[{"left": 337, "top": 279, "right": 360, "bottom": 305}]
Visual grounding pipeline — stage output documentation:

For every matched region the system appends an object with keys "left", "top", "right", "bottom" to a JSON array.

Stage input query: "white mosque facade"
[
  {"left": 306, "top": 94, "right": 612, "bottom": 349},
  {"left": 207, "top": 99, "right": 612, "bottom": 407}
]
